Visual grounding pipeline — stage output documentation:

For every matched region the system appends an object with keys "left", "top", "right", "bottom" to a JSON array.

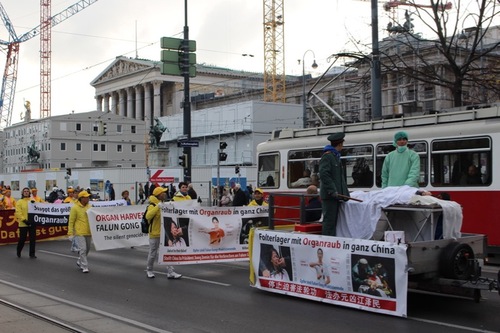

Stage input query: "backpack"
[{"left": 140, "top": 203, "right": 156, "bottom": 234}]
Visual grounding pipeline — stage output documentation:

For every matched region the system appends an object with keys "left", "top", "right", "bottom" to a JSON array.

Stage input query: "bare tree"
[{"left": 380, "top": 0, "right": 499, "bottom": 107}]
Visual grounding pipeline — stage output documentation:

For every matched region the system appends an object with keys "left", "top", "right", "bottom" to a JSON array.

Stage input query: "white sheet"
[{"left": 336, "top": 186, "right": 462, "bottom": 240}]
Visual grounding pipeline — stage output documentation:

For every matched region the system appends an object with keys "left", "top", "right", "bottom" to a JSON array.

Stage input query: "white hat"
[{"left": 52, "top": 187, "right": 58, "bottom": 191}]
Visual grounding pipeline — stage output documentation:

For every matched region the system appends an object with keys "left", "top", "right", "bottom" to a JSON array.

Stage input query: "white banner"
[
  {"left": 90, "top": 199, "right": 127, "bottom": 207},
  {"left": 158, "top": 203, "right": 268, "bottom": 264},
  {"left": 250, "top": 229, "right": 408, "bottom": 317},
  {"left": 28, "top": 202, "right": 72, "bottom": 226},
  {"left": 87, "top": 205, "right": 149, "bottom": 250}
]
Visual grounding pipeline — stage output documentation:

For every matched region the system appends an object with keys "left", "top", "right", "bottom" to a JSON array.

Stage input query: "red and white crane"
[{"left": 0, "top": 0, "right": 99, "bottom": 130}]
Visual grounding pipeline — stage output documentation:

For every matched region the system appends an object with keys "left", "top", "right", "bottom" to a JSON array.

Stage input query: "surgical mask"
[{"left": 396, "top": 145, "right": 408, "bottom": 153}]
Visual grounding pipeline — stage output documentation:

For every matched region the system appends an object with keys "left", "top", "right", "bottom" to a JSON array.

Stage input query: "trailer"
[{"left": 250, "top": 191, "right": 499, "bottom": 317}]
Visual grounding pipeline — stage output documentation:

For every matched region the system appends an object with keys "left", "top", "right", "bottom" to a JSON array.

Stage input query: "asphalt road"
[{"left": 1, "top": 240, "right": 499, "bottom": 333}]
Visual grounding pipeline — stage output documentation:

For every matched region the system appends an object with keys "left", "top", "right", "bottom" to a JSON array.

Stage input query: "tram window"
[
  {"left": 288, "top": 149, "right": 322, "bottom": 188},
  {"left": 258, "top": 153, "right": 279, "bottom": 188},
  {"left": 375, "top": 141, "right": 428, "bottom": 188},
  {"left": 431, "top": 137, "right": 491, "bottom": 186},
  {"left": 342, "top": 145, "right": 374, "bottom": 188}
]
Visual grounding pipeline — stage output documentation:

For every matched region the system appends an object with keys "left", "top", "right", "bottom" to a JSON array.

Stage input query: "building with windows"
[{"left": 1, "top": 111, "right": 146, "bottom": 173}]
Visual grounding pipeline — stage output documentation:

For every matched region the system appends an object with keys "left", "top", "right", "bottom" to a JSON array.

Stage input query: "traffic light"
[
  {"left": 219, "top": 141, "right": 228, "bottom": 161},
  {"left": 235, "top": 165, "right": 240, "bottom": 174},
  {"left": 179, "top": 154, "right": 188, "bottom": 168},
  {"left": 102, "top": 122, "right": 107, "bottom": 135},
  {"left": 66, "top": 168, "right": 72, "bottom": 176},
  {"left": 219, "top": 152, "right": 227, "bottom": 161}
]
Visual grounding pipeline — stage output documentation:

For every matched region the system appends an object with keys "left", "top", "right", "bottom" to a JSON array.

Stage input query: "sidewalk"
[{"left": 0, "top": 281, "right": 169, "bottom": 333}]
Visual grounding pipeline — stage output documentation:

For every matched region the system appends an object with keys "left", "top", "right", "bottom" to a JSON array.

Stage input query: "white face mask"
[{"left": 396, "top": 145, "right": 408, "bottom": 153}]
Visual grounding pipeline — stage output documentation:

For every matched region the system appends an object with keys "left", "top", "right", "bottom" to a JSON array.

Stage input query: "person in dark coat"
[
  {"left": 232, "top": 184, "right": 248, "bottom": 206},
  {"left": 109, "top": 184, "right": 115, "bottom": 201},
  {"left": 187, "top": 183, "right": 198, "bottom": 199},
  {"left": 305, "top": 185, "right": 322, "bottom": 222},
  {"left": 319, "top": 132, "right": 350, "bottom": 236}
]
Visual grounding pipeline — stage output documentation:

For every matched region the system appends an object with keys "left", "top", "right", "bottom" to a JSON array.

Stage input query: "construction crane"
[
  {"left": 263, "top": 0, "right": 286, "bottom": 103},
  {"left": 0, "top": 0, "right": 99, "bottom": 131}
]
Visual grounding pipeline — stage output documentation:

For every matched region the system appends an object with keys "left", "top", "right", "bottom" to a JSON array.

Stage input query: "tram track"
[{"left": 0, "top": 297, "right": 86, "bottom": 332}]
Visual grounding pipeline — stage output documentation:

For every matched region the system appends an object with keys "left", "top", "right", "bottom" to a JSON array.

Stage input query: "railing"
[{"left": 267, "top": 191, "right": 322, "bottom": 229}]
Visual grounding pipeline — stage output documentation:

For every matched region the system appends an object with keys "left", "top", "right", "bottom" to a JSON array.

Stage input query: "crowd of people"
[
  {"left": 214, "top": 183, "right": 269, "bottom": 208},
  {"left": 7, "top": 182, "right": 204, "bottom": 279},
  {"left": 8, "top": 128, "right": 471, "bottom": 279}
]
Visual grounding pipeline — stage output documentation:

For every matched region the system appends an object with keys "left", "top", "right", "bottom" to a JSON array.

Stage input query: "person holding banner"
[
  {"left": 68, "top": 190, "right": 92, "bottom": 273},
  {"left": 146, "top": 187, "right": 182, "bottom": 279},
  {"left": 16, "top": 187, "right": 37, "bottom": 258},
  {"left": 172, "top": 182, "right": 192, "bottom": 201}
]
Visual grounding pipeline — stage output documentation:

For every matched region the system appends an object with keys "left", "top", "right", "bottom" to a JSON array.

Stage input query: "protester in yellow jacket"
[
  {"left": 145, "top": 186, "right": 182, "bottom": 279},
  {"left": 172, "top": 182, "right": 192, "bottom": 201},
  {"left": 247, "top": 188, "right": 268, "bottom": 206},
  {"left": 30, "top": 188, "right": 44, "bottom": 203},
  {"left": 16, "top": 187, "right": 37, "bottom": 258},
  {"left": 1, "top": 189, "right": 16, "bottom": 209},
  {"left": 67, "top": 190, "right": 92, "bottom": 273}
]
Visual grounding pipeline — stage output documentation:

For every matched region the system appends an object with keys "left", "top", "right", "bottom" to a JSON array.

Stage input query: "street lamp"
[{"left": 302, "top": 50, "right": 318, "bottom": 128}]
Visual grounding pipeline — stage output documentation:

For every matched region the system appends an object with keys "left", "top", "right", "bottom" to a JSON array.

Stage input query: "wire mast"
[
  {"left": 263, "top": 0, "right": 286, "bottom": 102},
  {"left": 40, "top": 0, "right": 51, "bottom": 120},
  {"left": 0, "top": 0, "right": 99, "bottom": 130}
]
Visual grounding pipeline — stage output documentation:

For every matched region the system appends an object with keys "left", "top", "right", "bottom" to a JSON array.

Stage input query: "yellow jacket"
[
  {"left": 32, "top": 195, "right": 44, "bottom": 203},
  {"left": 248, "top": 200, "right": 268, "bottom": 207},
  {"left": 145, "top": 195, "right": 161, "bottom": 238},
  {"left": 2, "top": 195, "right": 16, "bottom": 209},
  {"left": 68, "top": 200, "right": 91, "bottom": 236},
  {"left": 172, "top": 192, "right": 191, "bottom": 201},
  {"left": 15, "top": 197, "right": 31, "bottom": 227}
]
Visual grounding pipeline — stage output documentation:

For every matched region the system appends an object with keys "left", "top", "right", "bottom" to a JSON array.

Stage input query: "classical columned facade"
[
  {"left": 91, "top": 57, "right": 185, "bottom": 127},
  {"left": 91, "top": 56, "right": 271, "bottom": 128}
]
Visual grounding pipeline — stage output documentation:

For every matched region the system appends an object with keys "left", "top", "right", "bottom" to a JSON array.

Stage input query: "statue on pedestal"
[
  {"left": 27, "top": 140, "right": 40, "bottom": 163},
  {"left": 149, "top": 117, "right": 167, "bottom": 149}
]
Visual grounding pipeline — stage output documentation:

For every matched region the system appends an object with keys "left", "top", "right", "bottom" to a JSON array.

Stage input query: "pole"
[
  {"left": 371, "top": 0, "right": 382, "bottom": 120},
  {"left": 302, "top": 50, "right": 316, "bottom": 128},
  {"left": 217, "top": 149, "right": 221, "bottom": 206},
  {"left": 302, "top": 60, "right": 306, "bottom": 128},
  {"left": 182, "top": 0, "right": 192, "bottom": 182}
]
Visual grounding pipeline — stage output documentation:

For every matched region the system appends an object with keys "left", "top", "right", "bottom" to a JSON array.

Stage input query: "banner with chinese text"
[{"left": 250, "top": 228, "right": 408, "bottom": 317}]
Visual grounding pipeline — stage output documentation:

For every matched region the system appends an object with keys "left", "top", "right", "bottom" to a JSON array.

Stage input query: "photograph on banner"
[
  {"left": 250, "top": 229, "right": 408, "bottom": 317},
  {"left": 87, "top": 205, "right": 149, "bottom": 250},
  {"left": 159, "top": 202, "right": 268, "bottom": 265}
]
